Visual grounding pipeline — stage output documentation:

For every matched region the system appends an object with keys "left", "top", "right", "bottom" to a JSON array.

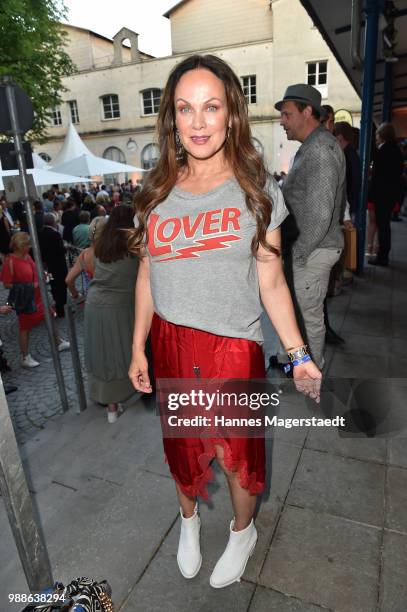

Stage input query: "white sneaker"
[
  {"left": 21, "top": 354, "right": 40, "bottom": 368},
  {"left": 58, "top": 339, "right": 70, "bottom": 352},
  {"left": 177, "top": 504, "right": 202, "bottom": 579},
  {"left": 107, "top": 410, "right": 118, "bottom": 424},
  {"left": 106, "top": 403, "right": 124, "bottom": 424},
  {"left": 210, "top": 518, "right": 257, "bottom": 588}
]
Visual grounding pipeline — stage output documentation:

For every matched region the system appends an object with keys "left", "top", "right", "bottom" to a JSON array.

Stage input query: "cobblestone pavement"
[{"left": 0, "top": 283, "right": 87, "bottom": 445}]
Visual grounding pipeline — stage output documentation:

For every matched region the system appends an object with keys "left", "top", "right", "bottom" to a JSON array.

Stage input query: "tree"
[{"left": 0, "top": 0, "right": 76, "bottom": 142}]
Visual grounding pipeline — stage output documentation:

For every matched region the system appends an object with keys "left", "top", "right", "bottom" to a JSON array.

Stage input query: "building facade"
[{"left": 36, "top": 0, "right": 362, "bottom": 178}]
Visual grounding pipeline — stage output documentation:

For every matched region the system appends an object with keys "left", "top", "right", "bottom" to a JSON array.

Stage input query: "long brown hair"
[
  {"left": 94, "top": 205, "right": 135, "bottom": 263},
  {"left": 132, "top": 54, "right": 278, "bottom": 257}
]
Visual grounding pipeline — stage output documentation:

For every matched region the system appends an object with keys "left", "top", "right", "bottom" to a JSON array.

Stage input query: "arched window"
[
  {"left": 101, "top": 94, "right": 120, "bottom": 120},
  {"left": 103, "top": 146, "right": 127, "bottom": 184},
  {"left": 252, "top": 137, "right": 263, "bottom": 156},
  {"left": 141, "top": 89, "right": 162, "bottom": 116},
  {"left": 103, "top": 146, "right": 126, "bottom": 163},
  {"left": 141, "top": 143, "right": 160, "bottom": 170}
]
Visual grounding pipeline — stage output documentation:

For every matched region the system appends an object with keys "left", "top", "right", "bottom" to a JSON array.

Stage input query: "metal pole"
[
  {"left": 3, "top": 76, "right": 69, "bottom": 412},
  {"left": 356, "top": 0, "right": 383, "bottom": 274},
  {"left": 0, "top": 374, "right": 53, "bottom": 590},
  {"left": 382, "top": 61, "right": 393, "bottom": 123},
  {"left": 65, "top": 304, "right": 87, "bottom": 414}
]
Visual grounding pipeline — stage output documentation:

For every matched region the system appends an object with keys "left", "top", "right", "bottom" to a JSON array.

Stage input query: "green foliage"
[{"left": 0, "top": 0, "right": 76, "bottom": 142}]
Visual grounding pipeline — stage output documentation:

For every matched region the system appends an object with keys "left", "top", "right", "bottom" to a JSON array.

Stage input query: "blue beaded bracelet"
[
  {"left": 293, "top": 355, "right": 311, "bottom": 367},
  {"left": 283, "top": 354, "right": 311, "bottom": 373}
]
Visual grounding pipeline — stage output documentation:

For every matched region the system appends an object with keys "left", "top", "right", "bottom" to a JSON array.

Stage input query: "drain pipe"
[
  {"left": 351, "top": 0, "right": 363, "bottom": 68},
  {"left": 356, "top": 0, "right": 384, "bottom": 274}
]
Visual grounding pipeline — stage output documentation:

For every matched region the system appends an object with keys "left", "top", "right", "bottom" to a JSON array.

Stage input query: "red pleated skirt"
[{"left": 151, "top": 313, "right": 266, "bottom": 500}]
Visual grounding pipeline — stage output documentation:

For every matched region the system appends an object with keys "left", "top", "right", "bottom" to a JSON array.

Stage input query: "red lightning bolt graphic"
[{"left": 156, "top": 234, "right": 241, "bottom": 262}]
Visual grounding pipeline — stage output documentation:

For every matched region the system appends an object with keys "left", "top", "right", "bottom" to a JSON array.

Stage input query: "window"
[
  {"left": 103, "top": 146, "right": 127, "bottom": 184},
  {"left": 101, "top": 94, "right": 120, "bottom": 120},
  {"left": 241, "top": 75, "right": 257, "bottom": 104},
  {"left": 51, "top": 107, "right": 62, "bottom": 126},
  {"left": 68, "top": 100, "right": 79, "bottom": 124},
  {"left": 141, "top": 89, "right": 161, "bottom": 116},
  {"left": 141, "top": 143, "right": 160, "bottom": 170},
  {"left": 307, "top": 61, "right": 328, "bottom": 97}
]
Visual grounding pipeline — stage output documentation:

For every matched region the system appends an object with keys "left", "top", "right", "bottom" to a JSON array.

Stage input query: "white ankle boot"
[
  {"left": 177, "top": 504, "right": 202, "bottom": 579},
  {"left": 210, "top": 518, "right": 257, "bottom": 588}
]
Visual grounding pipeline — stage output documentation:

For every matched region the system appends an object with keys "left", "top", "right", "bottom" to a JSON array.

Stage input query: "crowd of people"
[
  {"left": 0, "top": 52, "right": 406, "bottom": 591},
  {"left": 0, "top": 181, "right": 142, "bottom": 392}
]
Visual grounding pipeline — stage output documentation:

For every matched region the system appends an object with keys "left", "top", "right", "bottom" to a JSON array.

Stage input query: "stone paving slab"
[
  {"left": 326, "top": 352, "right": 389, "bottom": 378},
  {"left": 259, "top": 506, "right": 381, "bottom": 612},
  {"left": 391, "top": 319, "right": 407, "bottom": 340},
  {"left": 341, "top": 311, "right": 393, "bottom": 338},
  {"left": 305, "top": 425, "right": 387, "bottom": 464},
  {"left": 287, "top": 448, "right": 385, "bottom": 526},
  {"left": 249, "top": 585, "right": 329, "bottom": 611},
  {"left": 21, "top": 402, "right": 162, "bottom": 494},
  {"left": 385, "top": 467, "right": 407, "bottom": 534},
  {"left": 332, "top": 333, "right": 392, "bottom": 357},
  {"left": 1, "top": 468, "right": 178, "bottom": 612},
  {"left": 267, "top": 396, "right": 312, "bottom": 447},
  {"left": 388, "top": 438, "right": 407, "bottom": 468},
  {"left": 44, "top": 470, "right": 178, "bottom": 608},
  {"left": 264, "top": 439, "right": 302, "bottom": 504},
  {"left": 121, "top": 536, "right": 256, "bottom": 612},
  {"left": 388, "top": 353, "right": 407, "bottom": 376},
  {"left": 379, "top": 530, "right": 407, "bottom": 612}
]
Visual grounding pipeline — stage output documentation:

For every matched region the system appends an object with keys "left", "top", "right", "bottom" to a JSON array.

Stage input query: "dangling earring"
[
  {"left": 226, "top": 126, "right": 231, "bottom": 141},
  {"left": 175, "top": 129, "right": 185, "bottom": 161}
]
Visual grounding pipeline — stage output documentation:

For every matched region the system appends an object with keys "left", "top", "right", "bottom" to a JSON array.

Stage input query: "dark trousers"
[
  {"left": 50, "top": 275, "right": 67, "bottom": 318},
  {"left": 375, "top": 198, "right": 397, "bottom": 262}
]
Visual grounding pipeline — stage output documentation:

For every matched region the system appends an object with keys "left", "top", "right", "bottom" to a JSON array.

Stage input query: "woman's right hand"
[{"left": 129, "top": 349, "right": 152, "bottom": 393}]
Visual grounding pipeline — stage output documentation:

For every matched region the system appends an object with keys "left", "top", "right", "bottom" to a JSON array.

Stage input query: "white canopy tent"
[
  {"left": 32, "top": 152, "right": 50, "bottom": 169},
  {"left": 50, "top": 124, "right": 145, "bottom": 177},
  {"left": 0, "top": 150, "right": 90, "bottom": 191}
]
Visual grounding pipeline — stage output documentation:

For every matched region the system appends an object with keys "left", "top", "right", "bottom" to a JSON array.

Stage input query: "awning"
[{"left": 299, "top": 0, "right": 407, "bottom": 120}]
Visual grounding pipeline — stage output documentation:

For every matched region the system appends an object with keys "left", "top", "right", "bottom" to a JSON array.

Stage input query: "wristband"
[
  {"left": 283, "top": 354, "right": 311, "bottom": 373},
  {"left": 292, "top": 355, "right": 311, "bottom": 367}
]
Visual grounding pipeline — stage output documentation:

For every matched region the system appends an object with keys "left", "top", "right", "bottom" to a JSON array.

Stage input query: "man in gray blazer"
[{"left": 275, "top": 84, "right": 345, "bottom": 369}]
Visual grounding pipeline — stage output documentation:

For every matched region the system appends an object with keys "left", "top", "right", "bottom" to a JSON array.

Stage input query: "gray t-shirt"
[{"left": 135, "top": 176, "right": 288, "bottom": 342}]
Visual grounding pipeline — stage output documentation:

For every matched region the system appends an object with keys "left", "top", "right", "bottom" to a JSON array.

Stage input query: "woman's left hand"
[
  {"left": 0, "top": 304, "right": 12, "bottom": 315},
  {"left": 293, "top": 360, "right": 322, "bottom": 403}
]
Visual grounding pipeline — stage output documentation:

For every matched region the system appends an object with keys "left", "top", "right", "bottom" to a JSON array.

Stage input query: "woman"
[
  {"left": 1, "top": 232, "right": 70, "bottom": 368},
  {"left": 128, "top": 55, "right": 321, "bottom": 588},
  {"left": 84, "top": 206, "right": 138, "bottom": 423},
  {"left": 368, "top": 122, "right": 404, "bottom": 266},
  {"left": 65, "top": 216, "right": 106, "bottom": 300},
  {"left": 0, "top": 202, "right": 12, "bottom": 261}
]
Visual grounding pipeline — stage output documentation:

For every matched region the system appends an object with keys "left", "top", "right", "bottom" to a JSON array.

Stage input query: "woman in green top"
[{"left": 84, "top": 205, "right": 138, "bottom": 423}]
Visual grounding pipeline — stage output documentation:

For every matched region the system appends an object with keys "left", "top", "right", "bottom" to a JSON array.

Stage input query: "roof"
[
  {"left": 61, "top": 23, "right": 154, "bottom": 58},
  {"left": 299, "top": 0, "right": 407, "bottom": 119},
  {"left": 163, "top": 0, "right": 189, "bottom": 18},
  {"left": 62, "top": 23, "right": 117, "bottom": 45}
]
